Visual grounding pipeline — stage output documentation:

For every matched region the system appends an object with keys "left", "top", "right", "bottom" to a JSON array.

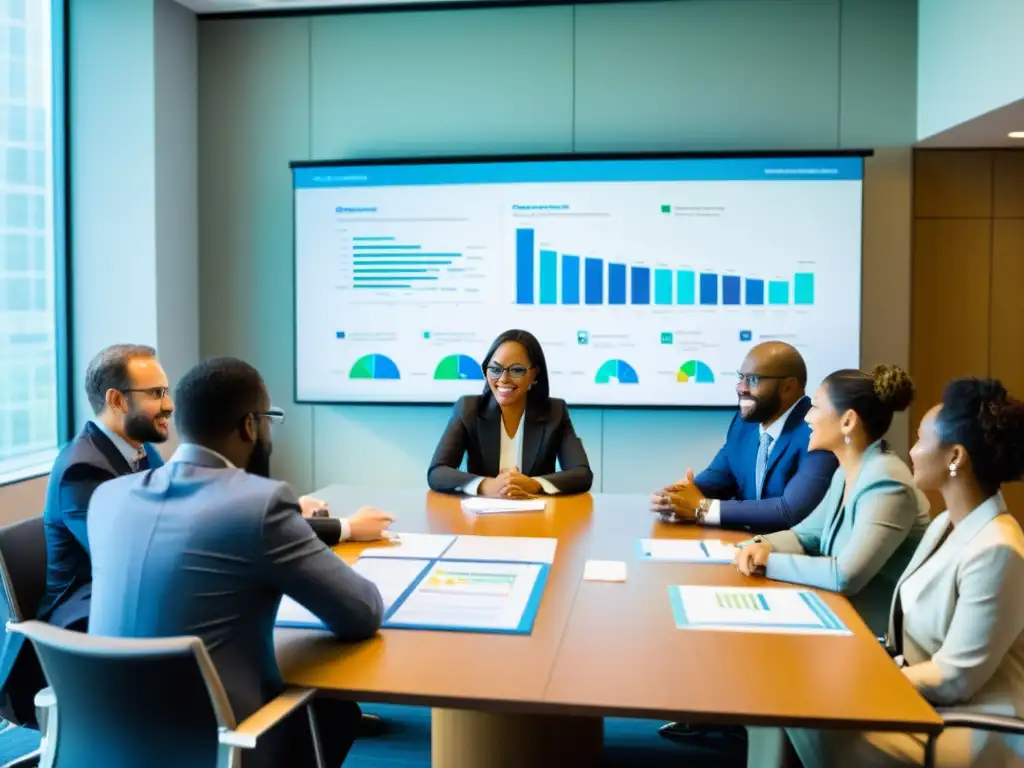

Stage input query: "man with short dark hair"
[
  {"left": 87, "top": 357, "right": 385, "bottom": 767},
  {"left": 39, "top": 343, "right": 173, "bottom": 630}
]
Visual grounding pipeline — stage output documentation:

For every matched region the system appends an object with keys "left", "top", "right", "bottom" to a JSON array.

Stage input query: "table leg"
[{"left": 431, "top": 708, "right": 604, "bottom": 768}]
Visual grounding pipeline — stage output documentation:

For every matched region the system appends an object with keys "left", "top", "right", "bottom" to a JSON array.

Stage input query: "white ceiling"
[
  {"left": 177, "top": 0, "right": 492, "bottom": 11},
  {"left": 918, "top": 98, "right": 1024, "bottom": 148}
]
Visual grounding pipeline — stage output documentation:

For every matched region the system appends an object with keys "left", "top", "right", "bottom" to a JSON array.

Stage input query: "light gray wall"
[
  {"left": 198, "top": 0, "right": 917, "bottom": 495},
  {"left": 68, "top": 0, "right": 198, "bottom": 447}
]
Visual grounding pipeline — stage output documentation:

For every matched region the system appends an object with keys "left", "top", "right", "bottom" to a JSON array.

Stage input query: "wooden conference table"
[{"left": 275, "top": 487, "right": 941, "bottom": 767}]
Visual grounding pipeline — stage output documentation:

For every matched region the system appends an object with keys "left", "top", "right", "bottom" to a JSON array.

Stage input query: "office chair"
[
  {"left": 0, "top": 517, "right": 50, "bottom": 767},
  {"left": 8, "top": 620, "right": 323, "bottom": 768}
]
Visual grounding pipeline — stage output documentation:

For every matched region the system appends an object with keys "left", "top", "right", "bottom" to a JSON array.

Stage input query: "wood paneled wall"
[{"left": 912, "top": 150, "right": 1024, "bottom": 517}]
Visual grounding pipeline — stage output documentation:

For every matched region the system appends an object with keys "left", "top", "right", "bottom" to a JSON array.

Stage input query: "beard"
[
  {"left": 739, "top": 390, "right": 782, "bottom": 424},
  {"left": 246, "top": 437, "right": 272, "bottom": 478},
  {"left": 124, "top": 408, "right": 169, "bottom": 444}
]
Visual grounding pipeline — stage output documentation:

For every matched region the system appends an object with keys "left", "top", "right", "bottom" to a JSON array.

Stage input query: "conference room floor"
[{"left": 275, "top": 487, "right": 941, "bottom": 768}]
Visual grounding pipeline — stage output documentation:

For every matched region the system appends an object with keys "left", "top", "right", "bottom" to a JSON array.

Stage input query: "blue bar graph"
[
  {"left": 585, "top": 257, "right": 603, "bottom": 304},
  {"left": 677, "top": 270, "right": 695, "bottom": 305},
  {"left": 353, "top": 244, "right": 421, "bottom": 250},
  {"left": 509, "top": 227, "right": 816, "bottom": 309},
  {"left": 655, "top": 269, "right": 672, "bottom": 305},
  {"left": 723, "top": 275, "right": 741, "bottom": 305},
  {"left": 609, "top": 263, "right": 626, "bottom": 305},
  {"left": 769, "top": 281, "right": 789, "bottom": 304},
  {"left": 353, "top": 236, "right": 395, "bottom": 242},
  {"left": 540, "top": 250, "right": 557, "bottom": 304},
  {"left": 631, "top": 267, "right": 651, "bottom": 305},
  {"left": 795, "top": 273, "right": 814, "bottom": 304},
  {"left": 700, "top": 273, "right": 718, "bottom": 305},
  {"left": 516, "top": 229, "right": 534, "bottom": 304},
  {"left": 745, "top": 278, "right": 764, "bottom": 305},
  {"left": 562, "top": 255, "right": 580, "bottom": 304}
]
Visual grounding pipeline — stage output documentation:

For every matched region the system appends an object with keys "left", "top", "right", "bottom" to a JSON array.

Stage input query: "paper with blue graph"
[
  {"left": 668, "top": 585, "right": 850, "bottom": 636},
  {"left": 637, "top": 538, "right": 737, "bottom": 564}
]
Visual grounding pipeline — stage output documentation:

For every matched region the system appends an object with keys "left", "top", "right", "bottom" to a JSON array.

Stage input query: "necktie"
[
  {"left": 134, "top": 448, "right": 149, "bottom": 472},
  {"left": 754, "top": 432, "right": 774, "bottom": 500}
]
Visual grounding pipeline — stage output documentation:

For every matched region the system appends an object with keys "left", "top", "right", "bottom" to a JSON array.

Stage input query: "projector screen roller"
[{"left": 293, "top": 154, "right": 863, "bottom": 407}]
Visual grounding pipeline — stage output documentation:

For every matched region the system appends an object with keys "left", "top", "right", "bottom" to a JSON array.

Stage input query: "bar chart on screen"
[{"left": 513, "top": 227, "right": 816, "bottom": 309}]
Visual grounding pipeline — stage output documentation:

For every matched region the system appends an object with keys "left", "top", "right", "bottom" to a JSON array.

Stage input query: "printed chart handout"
[
  {"left": 637, "top": 538, "right": 738, "bottom": 564},
  {"left": 668, "top": 585, "right": 851, "bottom": 636}
]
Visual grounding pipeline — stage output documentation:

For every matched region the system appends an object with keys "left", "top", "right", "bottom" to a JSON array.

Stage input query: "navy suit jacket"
[
  {"left": 38, "top": 421, "right": 164, "bottom": 628},
  {"left": 87, "top": 445, "right": 383, "bottom": 768},
  {"left": 695, "top": 397, "right": 837, "bottom": 532}
]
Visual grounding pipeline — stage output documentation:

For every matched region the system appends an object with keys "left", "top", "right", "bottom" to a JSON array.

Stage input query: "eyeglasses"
[
  {"left": 254, "top": 407, "right": 285, "bottom": 426},
  {"left": 735, "top": 372, "right": 790, "bottom": 388},
  {"left": 121, "top": 387, "right": 170, "bottom": 400},
  {"left": 485, "top": 363, "right": 534, "bottom": 380}
]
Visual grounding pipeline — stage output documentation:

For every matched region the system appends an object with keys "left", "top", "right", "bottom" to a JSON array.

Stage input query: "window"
[{"left": 0, "top": 0, "right": 67, "bottom": 483}]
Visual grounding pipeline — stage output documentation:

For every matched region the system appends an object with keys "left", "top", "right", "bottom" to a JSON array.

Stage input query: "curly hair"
[
  {"left": 936, "top": 378, "right": 1024, "bottom": 495},
  {"left": 823, "top": 364, "right": 915, "bottom": 443}
]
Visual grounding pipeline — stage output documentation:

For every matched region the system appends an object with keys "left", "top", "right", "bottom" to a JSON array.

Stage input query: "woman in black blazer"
[{"left": 427, "top": 329, "right": 593, "bottom": 498}]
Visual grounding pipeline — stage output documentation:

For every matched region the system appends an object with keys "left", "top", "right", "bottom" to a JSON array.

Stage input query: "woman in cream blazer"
[
  {"left": 783, "top": 378, "right": 1024, "bottom": 768},
  {"left": 735, "top": 366, "right": 930, "bottom": 637}
]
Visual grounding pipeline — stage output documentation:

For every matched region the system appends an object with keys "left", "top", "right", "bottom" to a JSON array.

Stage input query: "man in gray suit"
[{"left": 87, "top": 357, "right": 385, "bottom": 767}]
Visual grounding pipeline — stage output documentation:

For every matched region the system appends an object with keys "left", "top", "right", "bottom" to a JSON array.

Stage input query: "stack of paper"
[
  {"left": 461, "top": 497, "right": 547, "bottom": 514},
  {"left": 637, "top": 538, "right": 737, "bottom": 564}
]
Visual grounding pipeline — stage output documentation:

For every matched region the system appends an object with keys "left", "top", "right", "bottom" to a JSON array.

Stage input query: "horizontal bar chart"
[{"left": 513, "top": 228, "right": 815, "bottom": 307}]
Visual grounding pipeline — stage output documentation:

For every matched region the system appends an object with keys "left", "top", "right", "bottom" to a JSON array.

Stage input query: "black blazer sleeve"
[
  {"left": 307, "top": 517, "right": 342, "bottom": 546},
  {"left": 535, "top": 400, "right": 593, "bottom": 495},
  {"left": 427, "top": 397, "right": 479, "bottom": 493}
]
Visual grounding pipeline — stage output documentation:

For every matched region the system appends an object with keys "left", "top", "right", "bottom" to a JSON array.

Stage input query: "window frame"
[{"left": 0, "top": 0, "right": 72, "bottom": 487}]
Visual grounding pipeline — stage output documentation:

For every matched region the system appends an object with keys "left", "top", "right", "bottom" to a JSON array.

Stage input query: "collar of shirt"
[
  {"left": 91, "top": 419, "right": 144, "bottom": 467},
  {"left": 172, "top": 443, "right": 237, "bottom": 469},
  {"left": 759, "top": 398, "right": 800, "bottom": 445}
]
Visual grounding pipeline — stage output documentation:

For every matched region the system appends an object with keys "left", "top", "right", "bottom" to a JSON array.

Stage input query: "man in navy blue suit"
[
  {"left": 652, "top": 341, "right": 837, "bottom": 532},
  {"left": 652, "top": 341, "right": 838, "bottom": 744},
  {"left": 39, "top": 343, "right": 174, "bottom": 631}
]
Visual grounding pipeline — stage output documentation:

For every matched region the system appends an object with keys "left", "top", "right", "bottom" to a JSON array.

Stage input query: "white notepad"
[
  {"left": 461, "top": 497, "right": 547, "bottom": 514},
  {"left": 583, "top": 560, "right": 627, "bottom": 582}
]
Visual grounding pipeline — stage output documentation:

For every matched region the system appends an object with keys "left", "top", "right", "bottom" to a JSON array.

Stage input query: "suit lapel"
[
  {"left": 521, "top": 409, "right": 547, "bottom": 476},
  {"left": 760, "top": 397, "right": 810, "bottom": 488},
  {"left": 478, "top": 399, "right": 502, "bottom": 478},
  {"left": 84, "top": 421, "right": 133, "bottom": 476}
]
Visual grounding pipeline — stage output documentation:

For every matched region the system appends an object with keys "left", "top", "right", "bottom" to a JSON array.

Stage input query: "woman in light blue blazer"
[
  {"left": 735, "top": 365, "right": 931, "bottom": 636},
  {"left": 782, "top": 378, "right": 1024, "bottom": 768}
]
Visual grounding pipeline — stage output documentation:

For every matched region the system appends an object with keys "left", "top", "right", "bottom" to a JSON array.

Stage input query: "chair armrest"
[
  {"left": 938, "top": 709, "right": 1024, "bottom": 736},
  {"left": 34, "top": 687, "right": 55, "bottom": 710},
  {"left": 218, "top": 687, "right": 316, "bottom": 749}
]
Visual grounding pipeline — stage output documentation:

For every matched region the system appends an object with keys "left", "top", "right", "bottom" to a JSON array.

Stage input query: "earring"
[
  {"left": 949, "top": 463, "right": 957, "bottom": 478},
  {"left": 843, "top": 435, "right": 851, "bottom": 445}
]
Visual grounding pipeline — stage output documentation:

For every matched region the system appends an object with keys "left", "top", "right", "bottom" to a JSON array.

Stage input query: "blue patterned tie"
[{"left": 755, "top": 432, "right": 774, "bottom": 500}]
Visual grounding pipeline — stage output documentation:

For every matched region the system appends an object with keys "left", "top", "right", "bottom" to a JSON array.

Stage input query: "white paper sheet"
[
  {"left": 669, "top": 585, "right": 851, "bottom": 636},
  {"left": 460, "top": 497, "right": 547, "bottom": 514},
  {"left": 583, "top": 560, "right": 627, "bottom": 582},
  {"left": 358, "top": 532, "right": 456, "bottom": 560},
  {"left": 638, "top": 538, "right": 737, "bottom": 564},
  {"left": 386, "top": 560, "right": 544, "bottom": 631},
  {"left": 276, "top": 557, "right": 432, "bottom": 629},
  {"left": 442, "top": 535, "right": 557, "bottom": 564}
]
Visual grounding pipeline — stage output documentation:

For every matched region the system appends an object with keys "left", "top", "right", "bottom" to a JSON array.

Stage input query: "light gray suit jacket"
[
  {"left": 87, "top": 444, "right": 384, "bottom": 767},
  {"left": 762, "top": 440, "right": 931, "bottom": 636}
]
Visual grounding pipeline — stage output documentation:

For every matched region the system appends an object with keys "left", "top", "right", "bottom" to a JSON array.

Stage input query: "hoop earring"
[{"left": 949, "top": 463, "right": 958, "bottom": 478}]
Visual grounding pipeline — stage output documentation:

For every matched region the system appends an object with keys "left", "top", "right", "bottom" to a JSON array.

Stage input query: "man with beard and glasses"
[
  {"left": 39, "top": 344, "right": 173, "bottom": 631},
  {"left": 650, "top": 341, "right": 837, "bottom": 746},
  {"left": 86, "top": 357, "right": 387, "bottom": 768}
]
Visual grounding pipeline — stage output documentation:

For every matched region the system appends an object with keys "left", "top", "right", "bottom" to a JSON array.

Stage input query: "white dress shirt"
[
  {"left": 91, "top": 419, "right": 146, "bottom": 468},
  {"left": 701, "top": 398, "right": 800, "bottom": 525},
  {"left": 461, "top": 410, "right": 560, "bottom": 496}
]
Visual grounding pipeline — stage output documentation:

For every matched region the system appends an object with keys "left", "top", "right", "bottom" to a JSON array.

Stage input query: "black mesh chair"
[
  {"left": 0, "top": 516, "right": 50, "bottom": 767},
  {"left": 8, "top": 620, "right": 323, "bottom": 768}
]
